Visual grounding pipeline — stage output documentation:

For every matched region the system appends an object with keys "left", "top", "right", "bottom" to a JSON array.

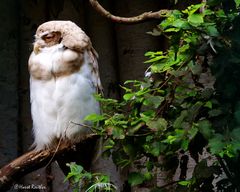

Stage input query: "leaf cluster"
[
  {"left": 73, "top": 0, "right": 240, "bottom": 191},
  {"left": 65, "top": 163, "right": 117, "bottom": 192}
]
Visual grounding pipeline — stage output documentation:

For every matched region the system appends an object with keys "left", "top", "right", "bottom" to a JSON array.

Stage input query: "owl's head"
[
  {"left": 33, "top": 31, "right": 62, "bottom": 53},
  {"left": 33, "top": 20, "right": 90, "bottom": 54}
]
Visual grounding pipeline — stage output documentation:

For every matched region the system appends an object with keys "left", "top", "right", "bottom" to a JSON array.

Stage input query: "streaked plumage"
[{"left": 28, "top": 21, "right": 102, "bottom": 150}]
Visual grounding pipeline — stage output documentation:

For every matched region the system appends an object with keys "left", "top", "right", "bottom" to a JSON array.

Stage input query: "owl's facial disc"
[{"left": 33, "top": 31, "right": 62, "bottom": 54}]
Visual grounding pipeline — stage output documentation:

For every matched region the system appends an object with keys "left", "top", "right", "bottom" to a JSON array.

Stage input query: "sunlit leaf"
[
  {"left": 164, "top": 27, "right": 180, "bottom": 32},
  {"left": 84, "top": 114, "right": 105, "bottom": 122},
  {"left": 235, "top": 0, "right": 240, "bottom": 7},
  {"left": 183, "top": 3, "right": 205, "bottom": 15},
  {"left": 181, "top": 139, "right": 189, "bottom": 151},
  {"left": 188, "top": 14, "right": 204, "bottom": 25},
  {"left": 123, "top": 93, "right": 135, "bottom": 101},
  {"left": 144, "top": 55, "right": 168, "bottom": 63},
  {"left": 179, "top": 180, "right": 191, "bottom": 186},
  {"left": 204, "top": 101, "right": 212, "bottom": 109},
  {"left": 144, "top": 172, "right": 153, "bottom": 180},
  {"left": 172, "top": 19, "right": 190, "bottom": 29}
]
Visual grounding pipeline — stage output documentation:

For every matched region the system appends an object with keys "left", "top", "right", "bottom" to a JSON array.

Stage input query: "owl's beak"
[{"left": 33, "top": 43, "right": 40, "bottom": 54}]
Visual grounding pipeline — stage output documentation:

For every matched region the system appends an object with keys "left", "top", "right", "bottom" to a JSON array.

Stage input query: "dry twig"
[{"left": 89, "top": 0, "right": 171, "bottom": 24}]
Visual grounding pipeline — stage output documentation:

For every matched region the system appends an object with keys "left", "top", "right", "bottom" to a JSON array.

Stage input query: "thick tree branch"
[
  {"left": 89, "top": 0, "right": 171, "bottom": 24},
  {"left": 0, "top": 134, "right": 98, "bottom": 191}
]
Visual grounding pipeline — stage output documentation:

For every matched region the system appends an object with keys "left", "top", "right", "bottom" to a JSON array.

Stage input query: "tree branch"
[
  {"left": 89, "top": 0, "right": 171, "bottom": 24},
  {"left": 0, "top": 134, "right": 98, "bottom": 191}
]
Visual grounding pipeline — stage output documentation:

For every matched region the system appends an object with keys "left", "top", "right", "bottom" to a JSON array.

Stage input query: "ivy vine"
[{"left": 67, "top": 0, "right": 240, "bottom": 191}]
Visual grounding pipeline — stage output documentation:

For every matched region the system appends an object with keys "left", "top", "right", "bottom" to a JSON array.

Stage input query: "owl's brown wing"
[{"left": 88, "top": 47, "right": 103, "bottom": 95}]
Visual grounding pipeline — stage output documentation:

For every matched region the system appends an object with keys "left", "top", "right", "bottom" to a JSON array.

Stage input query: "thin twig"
[
  {"left": 89, "top": 0, "right": 171, "bottom": 24},
  {"left": 69, "top": 121, "right": 94, "bottom": 130}
]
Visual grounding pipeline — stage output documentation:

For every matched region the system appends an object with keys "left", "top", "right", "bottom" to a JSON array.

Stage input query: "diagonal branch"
[
  {"left": 0, "top": 134, "right": 98, "bottom": 191},
  {"left": 89, "top": 0, "right": 171, "bottom": 24}
]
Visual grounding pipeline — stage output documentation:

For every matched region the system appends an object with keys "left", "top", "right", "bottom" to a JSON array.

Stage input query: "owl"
[{"left": 28, "top": 20, "right": 102, "bottom": 151}]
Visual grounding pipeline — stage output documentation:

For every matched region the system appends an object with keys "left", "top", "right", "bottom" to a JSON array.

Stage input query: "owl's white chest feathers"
[{"left": 29, "top": 44, "right": 100, "bottom": 150}]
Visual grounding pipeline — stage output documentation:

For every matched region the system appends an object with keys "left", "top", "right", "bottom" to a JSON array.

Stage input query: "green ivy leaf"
[
  {"left": 144, "top": 55, "right": 168, "bottom": 63},
  {"left": 208, "top": 109, "right": 222, "bottom": 117},
  {"left": 128, "top": 172, "right": 145, "bottom": 186},
  {"left": 188, "top": 60, "right": 202, "bottom": 75},
  {"left": 204, "top": 101, "right": 212, "bottom": 109},
  {"left": 235, "top": 0, "right": 240, "bottom": 7},
  {"left": 123, "top": 93, "right": 135, "bottom": 101},
  {"left": 84, "top": 114, "right": 105, "bottom": 122},
  {"left": 188, "top": 126, "right": 198, "bottom": 139},
  {"left": 123, "top": 144, "right": 136, "bottom": 158},
  {"left": 65, "top": 163, "right": 84, "bottom": 182},
  {"left": 143, "top": 95, "right": 164, "bottom": 108},
  {"left": 203, "top": 9, "right": 214, "bottom": 16},
  {"left": 209, "top": 134, "right": 225, "bottom": 155},
  {"left": 112, "top": 126, "right": 125, "bottom": 139},
  {"left": 144, "top": 172, "right": 153, "bottom": 180},
  {"left": 188, "top": 14, "right": 204, "bottom": 25},
  {"left": 144, "top": 51, "right": 163, "bottom": 57},
  {"left": 140, "top": 110, "right": 156, "bottom": 122},
  {"left": 104, "top": 139, "right": 115, "bottom": 150},
  {"left": 173, "top": 110, "right": 188, "bottom": 129},
  {"left": 230, "top": 128, "right": 240, "bottom": 141},
  {"left": 146, "top": 118, "right": 168, "bottom": 131},
  {"left": 144, "top": 141, "right": 166, "bottom": 156},
  {"left": 181, "top": 139, "right": 189, "bottom": 151},
  {"left": 197, "top": 120, "right": 212, "bottom": 139},
  {"left": 183, "top": 3, "right": 205, "bottom": 15},
  {"left": 172, "top": 19, "right": 190, "bottom": 29},
  {"left": 164, "top": 27, "right": 181, "bottom": 32},
  {"left": 164, "top": 135, "right": 178, "bottom": 144},
  {"left": 179, "top": 180, "right": 191, "bottom": 186},
  {"left": 205, "top": 24, "right": 219, "bottom": 36},
  {"left": 231, "top": 140, "right": 240, "bottom": 154}
]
